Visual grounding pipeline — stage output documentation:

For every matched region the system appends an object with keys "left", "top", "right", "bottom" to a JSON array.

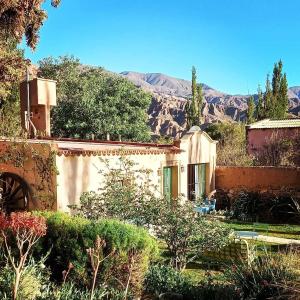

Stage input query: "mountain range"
[{"left": 121, "top": 71, "right": 300, "bottom": 138}]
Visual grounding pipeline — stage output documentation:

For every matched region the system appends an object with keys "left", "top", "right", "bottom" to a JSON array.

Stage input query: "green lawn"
[
  {"left": 156, "top": 221, "right": 300, "bottom": 284},
  {"left": 222, "top": 220, "right": 300, "bottom": 240}
]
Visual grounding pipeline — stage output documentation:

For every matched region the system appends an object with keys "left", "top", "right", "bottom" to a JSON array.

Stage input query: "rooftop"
[
  {"left": 247, "top": 118, "right": 300, "bottom": 129},
  {"left": 0, "top": 136, "right": 181, "bottom": 156}
]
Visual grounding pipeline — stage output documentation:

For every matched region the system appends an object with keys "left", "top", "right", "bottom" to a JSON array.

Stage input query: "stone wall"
[{"left": 215, "top": 166, "right": 300, "bottom": 209}]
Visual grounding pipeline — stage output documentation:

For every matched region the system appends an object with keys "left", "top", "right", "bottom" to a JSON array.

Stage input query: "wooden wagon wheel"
[{"left": 0, "top": 173, "right": 31, "bottom": 213}]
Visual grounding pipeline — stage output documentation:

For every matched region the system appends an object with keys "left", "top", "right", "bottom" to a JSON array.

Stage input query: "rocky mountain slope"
[{"left": 121, "top": 71, "right": 300, "bottom": 138}]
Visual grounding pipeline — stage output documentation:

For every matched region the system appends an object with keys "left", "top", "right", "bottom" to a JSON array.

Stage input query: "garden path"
[{"left": 241, "top": 234, "right": 300, "bottom": 245}]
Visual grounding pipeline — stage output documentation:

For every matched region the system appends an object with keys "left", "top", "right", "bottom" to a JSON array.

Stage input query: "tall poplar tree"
[
  {"left": 246, "top": 96, "right": 255, "bottom": 124},
  {"left": 196, "top": 83, "right": 203, "bottom": 123},
  {"left": 185, "top": 66, "right": 204, "bottom": 129},
  {"left": 278, "top": 73, "right": 288, "bottom": 118},
  {"left": 264, "top": 74, "right": 273, "bottom": 118},
  {"left": 256, "top": 85, "right": 265, "bottom": 120},
  {"left": 257, "top": 60, "right": 289, "bottom": 120}
]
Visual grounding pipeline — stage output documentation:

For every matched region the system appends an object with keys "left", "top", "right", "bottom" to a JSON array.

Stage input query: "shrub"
[
  {"left": 75, "top": 155, "right": 159, "bottom": 228},
  {"left": 231, "top": 191, "right": 300, "bottom": 224},
  {"left": 231, "top": 191, "right": 266, "bottom": 222},
  {"left": 0, "top": 212, "right": 47, "bottom": 300},
  {"left": 33, "top": 211, "right": 158, "bottom": 297},
  {"left": 225, "top": 249, "right": 300, "bottom": 299},
  {"left": 145, "top": 264, "right": 238, "bottom": 300},
  {"left": 154, "top": 200, "right": 232, "bottom": 270}
]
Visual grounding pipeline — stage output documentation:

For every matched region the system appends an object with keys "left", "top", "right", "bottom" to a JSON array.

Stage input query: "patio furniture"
[
  {"left": 194, "top": 198, "right": 216, "bottom": 215},
  {"left": 235, "top": 230, "right": 259, "bottom": 239}
]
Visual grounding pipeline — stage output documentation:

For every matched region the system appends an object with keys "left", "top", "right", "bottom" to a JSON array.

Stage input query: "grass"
[
  {"left": 222, "top": 220, "right": 300, "bottom": 240},
  {"left": 156, "top": 221, "right": 300, "bottom": 285}
]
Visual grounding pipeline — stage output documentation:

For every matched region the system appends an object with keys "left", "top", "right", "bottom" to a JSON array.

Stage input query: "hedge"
[{"left": 33, "top": 211, "right": 158, "bottom": 295}]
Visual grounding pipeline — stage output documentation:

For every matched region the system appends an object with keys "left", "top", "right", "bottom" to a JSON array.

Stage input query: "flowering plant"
[{"left": 0, "top": 212, "right": 47, "bottom": 300}]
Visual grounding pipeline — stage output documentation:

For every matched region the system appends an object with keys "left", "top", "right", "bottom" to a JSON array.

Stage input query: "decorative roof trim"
[
  {"left": 36, "top": 136, "right": 178, "bottom": 149},
  {"left": 57, "top": 147, "right": 181, "bottom": 157}
]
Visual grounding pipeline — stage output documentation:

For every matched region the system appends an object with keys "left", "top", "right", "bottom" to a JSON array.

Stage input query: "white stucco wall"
[
  {"left": 55, "top": 130, "right": 217, "bottom": 213},
  {"left": 55, "top": 152, "right": 171, "bottom": 212}
]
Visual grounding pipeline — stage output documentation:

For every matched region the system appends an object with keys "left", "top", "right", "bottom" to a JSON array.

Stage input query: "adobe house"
[
  {"left": 0, "top": 78, "right": 217, "bottom": 213},
  {"left": 246, "top": 118, "right": 300, "bottom": 157}
]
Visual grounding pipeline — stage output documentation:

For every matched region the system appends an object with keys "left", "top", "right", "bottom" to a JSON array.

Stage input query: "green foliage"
[
  {"left": 145, "top": 264, "right": 195, "bottom": 297},
  {"left": 0, "top": 88, "right": 22, "bottom": 137},
  {"left": 0, "top": 262, "right": 14, "bottom": 299},
  {"left": 76, "top": 155, "right": 160, "bottom": 227},
  {"left": 38, "top": 56, "right": 152, "bottom": 141},
  {"left": 156, "top": 201, "right": 232, "bottom": 270},
  {"left": 205, "top": 123, "right": 253, "bottom": 166},
  {"left": 246, "top": 96, "right": 255, "bottom": 124},
  {"left": 0, "top": 1, "right": 60, "bottom": 50},
  {"left": 0, "top": 39, "right": 25, "bottom": 136},
  {"left": 33, "top": 211, "right": 158, "bottom": 296},
  {"left": 75, "top": 156, "right": 231, "bottom": 270},
  {"left": 256, "top": 85, "right": 264, "bottom": 120},
  {"left": 38, "top": 282, "right": 114, "bottom": 300},
  {"left": 225, "top": 250, "right": 299, "bottom": 300},
  {"left": 0, "top": 254, "right": 52, "bottom": 300},
  {"left": 185, "top": 66, "right": 203, "bottom": 129},
  {"left": 145, "top": 264, "right": 238, "bottom": 300},
  {"left": 230, "top": 191, "right": 300, "bottom": 224},
  {"left": 231, "top": 191, "right": 265, "bottom": 222},
  {"left": 257, "top": 60, "right": 289, "bottom": 120}
]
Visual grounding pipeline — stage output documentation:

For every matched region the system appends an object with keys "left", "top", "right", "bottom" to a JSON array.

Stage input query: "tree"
[
  {"left": 196, "top": 83, "right": 203, "bottom": 123},
  {"left": 256, "top": 85, "right": 265, "bottom": 120},
  {"left": 0, "top": 0, "right": 60, "bottom": 135},
  {"left": 257, "top": 60, "right": 289, "bottom": 120},
  {"left": 205, "top": 123, "right": 253, "bottom": 166},
  {"left": 0, "top": 0, "right": 60, "bottom": 50},
  {"left": 278, "top": 73, "right": 289, "bottom": 118},
  {"left": 246, "top": 96, "right": 256, "bottom": 124},
  {"left": 264, "top": 74, "right": 273, "bottom": 117},
  {"left": 38, "top": 56, "right": 152, "bottom": 141},
  {"left": 185, "top": 66, "right": 204, "bottom": 129}
]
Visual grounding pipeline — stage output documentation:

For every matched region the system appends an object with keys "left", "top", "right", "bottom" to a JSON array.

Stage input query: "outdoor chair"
[{"left": 194, "top": 198, "right": 216, "bottom": 214}]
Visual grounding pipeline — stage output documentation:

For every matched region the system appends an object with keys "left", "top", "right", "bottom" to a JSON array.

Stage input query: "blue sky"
[{"left": 24, "top": 0, "right": 300, "bottom": 95}]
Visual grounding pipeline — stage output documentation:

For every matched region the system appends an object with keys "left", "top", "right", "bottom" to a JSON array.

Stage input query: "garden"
[{"left": 0, "top": 157, "right": 299, "bottom": 299}]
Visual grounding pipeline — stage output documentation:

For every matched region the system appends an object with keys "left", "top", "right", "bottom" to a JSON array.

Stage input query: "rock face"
[{"left": 121, "top": 71, "right": 300, "bottom": 138}]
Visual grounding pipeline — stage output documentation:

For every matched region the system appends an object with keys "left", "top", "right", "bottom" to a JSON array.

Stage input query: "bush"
[
  {"left": 75, "top": 155, "right": 160, "bottom": 228},
  {"left": 231, "top": 191, "right": 300, "bottom": 223},
  {"left": 225, "top": 250, "right": 300, "bottom": 299},
  {"left": 33, "top": 211, "right": 158, "bottom": 297},
  {"left": 231, "top": 191, "right": 266, "bottom": 222},
  {"left": 145, "top": 264, "right": 238, "bottom": 300},
  {"left": 154, "top": 200, "right": 232, "bottom": 270}
]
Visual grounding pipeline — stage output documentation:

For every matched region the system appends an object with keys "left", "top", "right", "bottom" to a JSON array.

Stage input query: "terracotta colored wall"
[
  {"left": 247, "top": 128, "right": 300, "bottom": 155},
  {"left": 0, "top": 140, "right": 57, "bottom": 210},
  {"left": 216, "top": 166, "right": 300, "bottom": 192}
]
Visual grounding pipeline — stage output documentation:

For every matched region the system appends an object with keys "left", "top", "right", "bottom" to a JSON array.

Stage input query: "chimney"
[{"left": 20, "top": 78, "right": 57, "bottom": 137}]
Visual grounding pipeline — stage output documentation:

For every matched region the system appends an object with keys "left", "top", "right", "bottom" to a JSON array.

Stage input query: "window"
[{"left": 188, "top": 164, "right": 206, "bottom": 201}]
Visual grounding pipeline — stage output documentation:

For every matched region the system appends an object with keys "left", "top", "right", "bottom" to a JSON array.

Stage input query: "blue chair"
[
  {"left": 194, "top": 198, "right": 216, "bottom": 214},
  {"left": 208, "top": 199, "right": 216, "bottom": 212}
]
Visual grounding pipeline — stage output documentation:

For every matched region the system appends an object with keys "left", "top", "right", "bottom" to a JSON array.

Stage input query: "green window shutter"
[{"left": 163, "top": 167, "right": 172, "bottom": 202}]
